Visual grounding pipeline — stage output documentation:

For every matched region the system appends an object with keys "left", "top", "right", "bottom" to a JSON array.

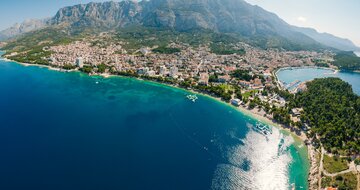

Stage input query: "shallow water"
[{"left": 0, "top": 58, "right": 308, "bottom": 190}]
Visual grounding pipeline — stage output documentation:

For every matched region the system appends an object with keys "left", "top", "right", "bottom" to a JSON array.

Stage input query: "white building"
[
  {"left": 159, "top": 66, "right": 167, "bottom": 76},
  {"left": 231, "top": 99, "right": 242, "bottom": 106},
  {"left": 140, "top": 47, "right": 151, "bottom": 55},
  {"left": 146, "top": 70, "right": 156, "bottom": 77},
  {"left": 76, "top": 57, "right": 84, "bottom": 68},
  {"left": 169, "top": 66, "right": 178, "bottom": 78}
]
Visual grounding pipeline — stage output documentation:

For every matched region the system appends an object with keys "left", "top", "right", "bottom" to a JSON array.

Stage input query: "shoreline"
[{"left": 1, "top": 56, "right": 312, "bottom": 187}]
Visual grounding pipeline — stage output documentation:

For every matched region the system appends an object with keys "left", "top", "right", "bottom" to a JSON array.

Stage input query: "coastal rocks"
[{"left": 307, "top": 144, "right": 320, "bottom": 190}]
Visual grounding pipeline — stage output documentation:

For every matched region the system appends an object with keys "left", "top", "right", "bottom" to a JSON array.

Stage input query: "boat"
[
  {"left": 253, "top": 123, "right": 272, "bottom": 136},
  {"left": 186, "top": 94, "right": 198, "bottom": 102}
]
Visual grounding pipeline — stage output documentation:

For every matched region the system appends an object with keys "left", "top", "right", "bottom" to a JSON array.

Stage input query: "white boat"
[
  {"left": 253, "top": 123, "right": 272, "bottom": 136},
  {"left": 186, "top": 94, "right": 198, "bottom": 102}
]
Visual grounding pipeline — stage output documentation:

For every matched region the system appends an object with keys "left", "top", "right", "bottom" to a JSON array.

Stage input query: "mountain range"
[{"left": 1, "top": 0, "right": 359, "bottom": 51}]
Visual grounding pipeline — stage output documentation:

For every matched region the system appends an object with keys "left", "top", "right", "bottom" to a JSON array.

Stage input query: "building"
[
  {"left": 170, "top": 66, "right": 178, "bottom": 78},
  {"left": 146, "top": 70, "right": 156, "bottom": 77},
  {"left": 140, "top": 47, "right": 151, "bottom": 55},
  {"left": 76, "top": 57, "right": 84, "bottom": 68},
  {"left": 291, "top": 108, "right": 303, "bottom": 117},
  {"left": 159, "top": 66, "right": 167, "bottom": 76},
  {"left": 198, "top": 72, "right": 209, "bottom": 85},
  {"left": 218, "top": 75, "right": 231, "bottom": 83},
  {"left": 231, "top": 99, "right": 242, "bottom": 106},
  {"left": 239, "top": 80, "right": 251, "bottom": 88},
  {"left": 137, "top": 67, "right": 149, "bottom": 75}
]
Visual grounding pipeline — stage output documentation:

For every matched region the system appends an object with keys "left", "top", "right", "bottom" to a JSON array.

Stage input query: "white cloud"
[{"left": 297, "top": 16, "right": 307, "bottom": 23}]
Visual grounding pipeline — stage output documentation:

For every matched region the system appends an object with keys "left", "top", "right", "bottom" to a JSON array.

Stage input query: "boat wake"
[{"left": 211, "top": 124, "right": 294, "bottom": 190}]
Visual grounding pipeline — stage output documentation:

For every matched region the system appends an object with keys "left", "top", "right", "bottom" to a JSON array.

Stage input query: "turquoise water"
[
  {"left": 0, "top": 57, "right": 308, "bottom": 189},
  {"left": 277, "top": 67, "right": 360, "bottom": 95}
]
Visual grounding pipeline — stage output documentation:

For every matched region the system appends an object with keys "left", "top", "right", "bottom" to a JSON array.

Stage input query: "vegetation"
[
  {"left": 293, "top": 78, "right": 360, "bottom": 154},
  {"left": 321, "top": 176, "right": 333, "bottom": 188},
  {"left": 231, "top": 69, "right": 252, "bottom": 81},
  {"left": 1, "top": 27, "right": 77, "bottom": 53},
  {"left": 194, "top": 84, "right": 233, "bottom": 101},
  {"left": 62, "top": 64, "right": 76, "bottom": 70},
  {"left": 79, "top": 65, "right": 93, "bottom": 74},
  {"left": 332, "top": 51, "right": 360, "bottom": 70},
  {"left": 152, "top": 46, "right": 181, "bottom": 54},
  {"left": 321, "top": 173, "right": 357, "bottom": 190},
  {"left": 323, "top": 155, "right": 349, "bottom": 173},
  {"left": 96, "top": 63, "right": 108, "bottom": 73},
  {"left": 315, "top": 62, "right": 330, "bottom": 68},
  {"left": 210, "top": 43, "right": 245, "bottom": 55},
  {"left": 312, "top": 58, "right": 330, "bottom": 68},
  {"left": 7, "top": 48, "right": 52, "bottom": 65},
  {"left": 355, "top": 158, "right": 360, "bottom": 165}
]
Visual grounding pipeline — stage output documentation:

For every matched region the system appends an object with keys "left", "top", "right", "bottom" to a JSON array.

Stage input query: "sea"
[
  {"left": 0, "top": 54, "right": 308, "bottom": 190},
  {"left": 276, "top": 67, "right": 360, "bottom": 95}
]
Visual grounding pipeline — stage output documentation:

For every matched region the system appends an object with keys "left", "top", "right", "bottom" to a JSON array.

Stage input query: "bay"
[{"left": 0, "top": 57, "right": 308, "bottom": 190}]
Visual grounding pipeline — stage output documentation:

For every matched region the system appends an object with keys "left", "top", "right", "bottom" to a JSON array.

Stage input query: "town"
[{"left": 3, "top": 34, "right": 359, "bottom": 190}]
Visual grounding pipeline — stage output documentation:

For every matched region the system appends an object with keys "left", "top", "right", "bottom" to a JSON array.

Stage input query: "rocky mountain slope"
[
  {"left": 0, "top": 19, "right": 48, "bottom": 41},
  {"left": 293, "top": 26, "right": 360, "bottom": 51},
  {"left": 1, "top": 0, "right": 359, "bottom": 51}
]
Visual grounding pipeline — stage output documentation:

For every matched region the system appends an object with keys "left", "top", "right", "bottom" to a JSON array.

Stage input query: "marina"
[{"left": 276, "top": 67, "right": 360, "bottom": 95}]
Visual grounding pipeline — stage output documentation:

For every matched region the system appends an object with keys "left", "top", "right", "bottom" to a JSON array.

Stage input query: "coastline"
[{"left": 0, "top": 56, "right": 312, "bottom": 187}]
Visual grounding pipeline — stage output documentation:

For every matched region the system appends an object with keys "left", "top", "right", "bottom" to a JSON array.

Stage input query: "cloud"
[{"left": 297, "top": 16, "right": 307, "bottom": 23}]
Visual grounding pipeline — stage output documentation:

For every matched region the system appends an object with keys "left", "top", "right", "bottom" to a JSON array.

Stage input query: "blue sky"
[
  {"left": 0, "top": 0, "right": 359, "bottom": 46},
  {"left": 245, "top": 0, "right": 360, "bottom": 46}
]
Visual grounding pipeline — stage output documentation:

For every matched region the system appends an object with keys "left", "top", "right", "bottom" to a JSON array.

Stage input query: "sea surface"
[
  {"left": 276, "top": 67, "right": 360, "bottom": 95},
  {"left": 0, "top": 56, "right": 308, "bottom": 190}
]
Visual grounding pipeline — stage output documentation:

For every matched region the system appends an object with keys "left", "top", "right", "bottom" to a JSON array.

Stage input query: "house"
[
  {"left": 231, "top": 99, "right": 242, "bottom": 106},
  {"left": 76, "top": 57, "right": 84, "bottom": 68},
  {"left": 169, "top": 66, "right": 178, "bottom": 78},
  {"left": 198, "top": 72, "right": 209, "bottom": 86},
  {"left": 291, "top": 108, "right": 303, "bottom": 117},
  {"left": 139, "top": 47, "right": 151, "bottom": 55},
  {"left": 218, "top": 75, "right": 231, "bottom": 83},
  {"left": 239, "top": 80, "right": 250, "bottom": 88}
]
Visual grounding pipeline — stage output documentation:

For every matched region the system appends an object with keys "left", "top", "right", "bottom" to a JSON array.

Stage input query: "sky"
[
  {"left": 0, "top": 0, "right": 359, "bottom": 46},
  {"left": 245, "top": 0, "right": 360, "bottom": 46}
]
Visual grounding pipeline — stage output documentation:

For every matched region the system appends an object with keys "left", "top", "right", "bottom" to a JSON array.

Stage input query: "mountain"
[
  {"left": 293, "top": 26, "right": 360, "bottom": 51},
  {"left": 2, "top": 0, "right": 357, "bottom": 51},
  {"left": 44, "top": 0, "right": 323, "bottom": 50},
  {"left": 49, "top": 1, "right": 142, "bottom": 28},
  {"left": 0, "top": 19, "right": 48, "bottom": 41}
]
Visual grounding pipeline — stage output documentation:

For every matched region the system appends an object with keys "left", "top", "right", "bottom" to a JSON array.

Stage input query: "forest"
[{"left": 293, "top": 78, "right": 360, "bottom": 154}]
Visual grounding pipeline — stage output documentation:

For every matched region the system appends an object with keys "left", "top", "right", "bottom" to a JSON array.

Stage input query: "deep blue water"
[
  {"left": 0, "top": 57, "right": 308, "bottom": 190},
  {"left": 277, "top": 67, "right": 360, "bottom": 95}
]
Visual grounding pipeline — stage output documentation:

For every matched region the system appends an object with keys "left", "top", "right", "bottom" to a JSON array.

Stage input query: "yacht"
[{"left": 253, "top": 123, "right": 272, "bottom": 136}]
